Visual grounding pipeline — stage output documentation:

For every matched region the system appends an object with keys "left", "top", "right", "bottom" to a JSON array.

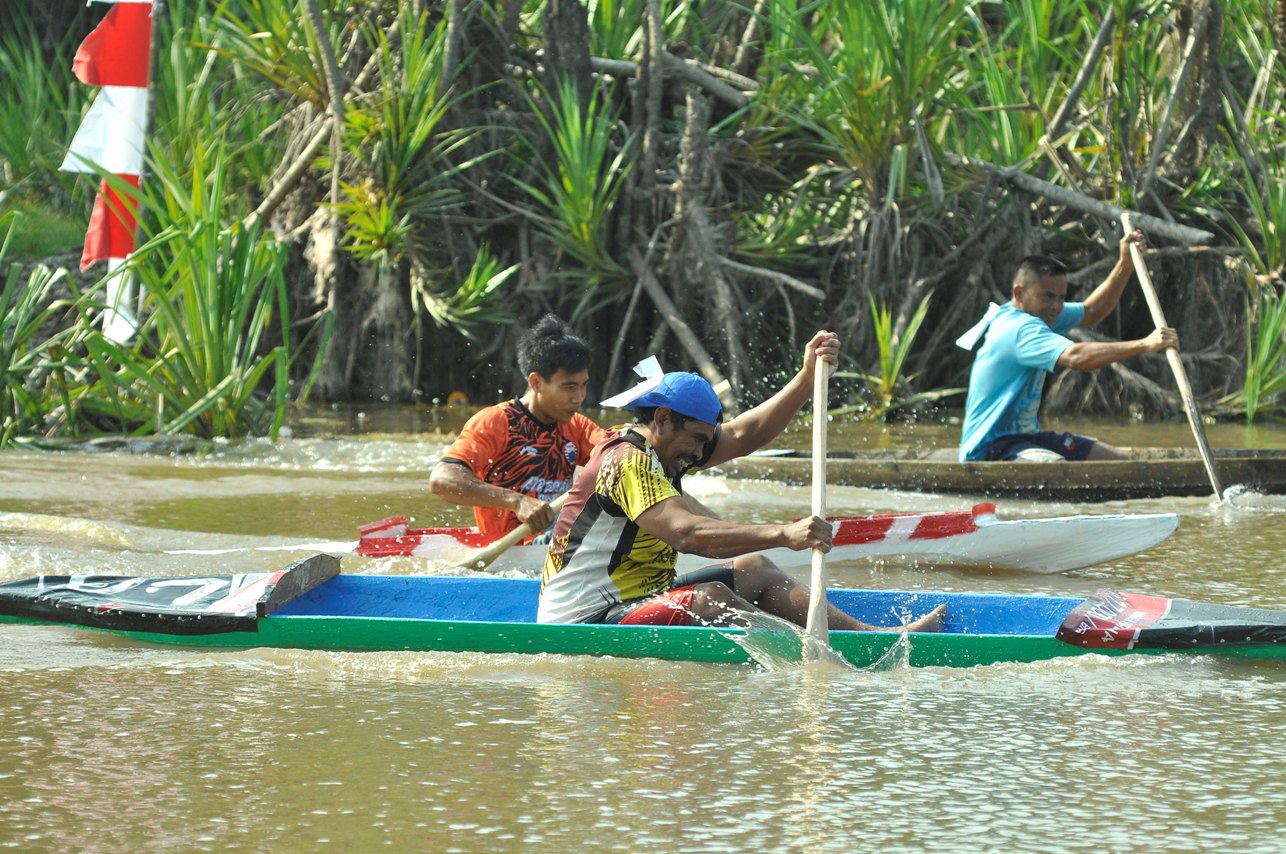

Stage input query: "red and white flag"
[{"left": 60, "top": 0, "right": 155, "bottom": 341}]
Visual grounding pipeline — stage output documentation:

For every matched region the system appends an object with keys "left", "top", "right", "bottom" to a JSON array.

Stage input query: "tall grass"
[
  {"left": 0, "top": 17, "right": 91, "bottom": 207},
  {"left": 587, "top": 0, "right": 645, "bottom": 59},
  {"left": 73, "top": 145, "right": 330, "bottom": 438},
  {"left": 77, "top": 221, "right": 308, "bottom": 439},
  {"left": 0, "top": 213, "right": 90, "bottom": 448},
  {"left": 1241, "top": 285, "right": 1286, "bottom": 422},
  {"left": 1222, "top": 104, "right": 1286, "bottom": 420},
  {"left": 2, "top": 142, "right": 333, "bottom": 443}
]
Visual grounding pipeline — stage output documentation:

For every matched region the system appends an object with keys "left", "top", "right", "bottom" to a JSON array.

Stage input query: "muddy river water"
[{"left": 1, "top": 410, "right": 1284, "bottom": 850}]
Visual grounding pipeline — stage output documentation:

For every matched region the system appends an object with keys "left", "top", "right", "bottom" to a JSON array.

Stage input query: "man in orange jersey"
[{"left": 429, "top": 315, "right": 606, "bottom": 543}]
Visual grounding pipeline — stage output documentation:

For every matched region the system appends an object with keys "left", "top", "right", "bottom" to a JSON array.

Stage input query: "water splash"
[
  {"left": 1218, "top": 484, "right": 1286, "bottom": 514},
  {"left": 865, "top": 629, "right": 912, "bottom": 672},
  {"left": 728, "top": 610, "right": 855, "bottom": 672},
  {"left": 0, "top": 511, "right": 137, "bottom": 550}
]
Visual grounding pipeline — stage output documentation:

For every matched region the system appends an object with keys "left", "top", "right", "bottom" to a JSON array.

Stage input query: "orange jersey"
[{"left": 440, "top": 399, "right": 606, "bottom": 539}]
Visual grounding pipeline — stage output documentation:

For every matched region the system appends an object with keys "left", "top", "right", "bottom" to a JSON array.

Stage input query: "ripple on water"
[{"left": 4, "top": 429, "right": 1286, "bottom": 849}]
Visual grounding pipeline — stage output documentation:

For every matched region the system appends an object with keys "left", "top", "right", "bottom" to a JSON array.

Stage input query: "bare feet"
[{"left": 875, "top": 604, "right": 947, "bottom": 633}]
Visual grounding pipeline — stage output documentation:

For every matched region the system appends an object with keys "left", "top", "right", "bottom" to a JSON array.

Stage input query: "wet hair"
[
  {"left": 1014, "top": 255, "right": 1069, "bottom": 289},
  {"left": 516, "top": 314, "right": 591, "bottom": 379}
]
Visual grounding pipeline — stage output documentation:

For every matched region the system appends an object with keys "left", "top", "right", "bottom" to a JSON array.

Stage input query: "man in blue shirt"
[{"left": 958, "top": 231, "right": 1178, "bottom": 462}]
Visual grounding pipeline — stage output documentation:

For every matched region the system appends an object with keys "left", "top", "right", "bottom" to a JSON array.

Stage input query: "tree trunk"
[{"left": 542, "top": 0, "right": 592, "bottom": 102}]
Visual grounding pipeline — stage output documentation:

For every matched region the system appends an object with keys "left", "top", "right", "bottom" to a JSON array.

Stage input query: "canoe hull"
[
  {"left": 6, "top": 572, "right": 1284, "bottom": 669},
  {"left": 711, "top": 449, "right": 1286, "bottom": 500},
  {"left": 13, "top": 612, "right": 1276, "bottom": 669}
]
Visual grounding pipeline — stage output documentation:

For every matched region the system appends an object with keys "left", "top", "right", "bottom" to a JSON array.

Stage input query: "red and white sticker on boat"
[
  {"left": 1055, "top": 590, "right": 1173, "bottom": 650},
  {"left": 831, "top": 503, "right": 993, "bottom": 546}
]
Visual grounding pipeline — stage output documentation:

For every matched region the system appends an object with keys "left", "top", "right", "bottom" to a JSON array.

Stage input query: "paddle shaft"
[
  {"left": 804, "top": 358, "right": 830, "bottom": 649},
  {"left": 1120, "top": 214, "right": 1224, "bottom": 501},
  {"left": 456, "top": 492, "right": 569, "bottom": 570}
]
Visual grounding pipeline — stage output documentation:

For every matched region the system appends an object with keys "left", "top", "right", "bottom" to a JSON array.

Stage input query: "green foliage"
[
  {"left": 0, "top": 213, "right": 90, "bottom": 448},
  {"left": 7, "top": 0, "right": 1286, "bottom": 422},
  {"left": 72, "top": 145, "right": 330, "bottom": 439},
  {"left": 1243, "top": 286, "right": 1286, "bottom": 422},
  {"left": 1228, "top": 156, "right": 1286, "bottom": 281},
  {"left": 338, "top": 14, "right": 481, "bottom": 270},
  {"left": 510, "top": 76, "right": 632, "bottom": 280},
  {"left": 0, "top": 16, "right": 90, "bottom": 207},
  {"left": 159, "top": 2, "right": 279, "bottom": 192},
  {"left": 587, "top": 0, "right": 645, "bottom": 59},
  {"left": 833, "top": 291, "right": 962, "bottom": 420},
  {"left": 1, "top": 147, "right": 331, "bottom": 446},
  {"left": 76, "top": 217, "right": 309, "bottom": 439},
  {"left": 760, "top": 0, "right": 969, "bottom": 203},
  {"left": 1219, "top": 282, "right": 1286, "bottom": 423},
  {"left": 1220, "top": 89, "right": 1286, "bottom": 421},
  {"left": 206, "top": 0, "right": 335, "bottom": 107},
  {"left": 419, "top": 243, "right": 517, "bottom": 337}
]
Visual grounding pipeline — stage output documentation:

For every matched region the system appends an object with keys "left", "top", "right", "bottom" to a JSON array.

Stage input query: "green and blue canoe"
[{"left": 2, "top": 555, "right": 1285, "bottom": 668}]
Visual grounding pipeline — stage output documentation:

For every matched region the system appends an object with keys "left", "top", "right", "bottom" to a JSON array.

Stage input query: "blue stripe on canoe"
[{"left": 271, "top": 575, "right": 1081, "bottom": 636}]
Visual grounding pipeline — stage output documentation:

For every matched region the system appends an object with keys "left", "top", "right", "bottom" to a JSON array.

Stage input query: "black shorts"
[{"left": 982, "top": 431, "right": 1096, "bottom": 462}]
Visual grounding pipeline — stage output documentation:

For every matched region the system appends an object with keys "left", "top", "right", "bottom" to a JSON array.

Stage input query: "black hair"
[
  {"left": 1014, "top": 255, "right": 1069, "bottom": 288},
  {"left": 632, "top": 407, "right": 723, "bottom": 428},
  {"left": 516, "top": 314, "right": 591, "bottom": 379}
]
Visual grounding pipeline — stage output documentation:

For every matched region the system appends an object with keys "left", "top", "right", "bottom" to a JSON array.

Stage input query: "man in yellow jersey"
[
  {"left": 429, "top": 315, "right": 606, "bottom": 543},
  {"left": 537, "top": 331, "right": 947, "bottom": 632}
]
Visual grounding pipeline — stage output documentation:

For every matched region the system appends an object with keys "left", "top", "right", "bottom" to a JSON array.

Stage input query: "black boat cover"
[
  {"left": 0, "top": 553, "right": 339, "bottom": 635},
  {"left": 1057, "top": 589, "right": 1286, "bottom": 650}
]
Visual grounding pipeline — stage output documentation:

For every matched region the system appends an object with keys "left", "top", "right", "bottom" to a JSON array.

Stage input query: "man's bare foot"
[{"left": 884, "top": 604, "right": 947, "bottom": 633}]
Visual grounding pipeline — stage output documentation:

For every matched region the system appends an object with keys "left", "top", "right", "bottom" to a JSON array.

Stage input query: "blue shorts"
[{"left": 982, "top": 431, "right": 1096, "bottom": 462}]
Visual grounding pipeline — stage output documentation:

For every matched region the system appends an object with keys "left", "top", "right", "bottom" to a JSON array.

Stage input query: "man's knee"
[
  {"left": 728, "top": 554, "right": 794, "bottom": 602},
  {"left": 688, "top": 582, "right": 739, "bottom": 620},
  {"left": 1014, "top": 447, "right": 1065, "bottom": 462},
  {"left": 1086, "top": 441, "right": 1127, "bottom": 460},
  {"left": 731, "top": 553, "right": 782, "bottom": 577}
]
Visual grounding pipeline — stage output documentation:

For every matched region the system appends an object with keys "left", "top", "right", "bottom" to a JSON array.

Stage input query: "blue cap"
[{"left": 632, "top": 372, "right": 723, "bottom": 425}]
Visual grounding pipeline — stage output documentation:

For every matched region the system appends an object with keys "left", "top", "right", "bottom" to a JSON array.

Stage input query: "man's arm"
[
  {"left": 701, "top": 330, "right": 839, "bottom": 469},
  {"left": 1057, "top": 327, "right": 1178, "bottom": 372},
  {"left": 428, "top": 460, "right": 556, "bottom": 530},
  {"left": 1081, "top": 230, "right": 1143, "bottom": 326},
  {"left": 635, "top": 497, "right": 831, "bottom": 559},
  {"left": 679, "top": 492, "right": 720, "bottom": 519}
]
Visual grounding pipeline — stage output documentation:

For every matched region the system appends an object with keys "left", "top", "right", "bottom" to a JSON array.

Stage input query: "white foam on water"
[{"left": 1218, "top": 484, "right": 1286, "bottom": 513}]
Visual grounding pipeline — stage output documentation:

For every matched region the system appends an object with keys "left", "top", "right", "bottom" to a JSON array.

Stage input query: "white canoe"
[{"left": 355, "top": 503, "right": 1179, "bottom": 575}]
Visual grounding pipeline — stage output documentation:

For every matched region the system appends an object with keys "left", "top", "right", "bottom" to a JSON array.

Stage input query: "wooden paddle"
[
  {"left": 454, "top": 492, "right": 569, "bottom": 570},
  {"left": 803, "top": 356, "right": 831, "bottom": 655},
  {"left": 1120, "top": 213, "right": 1224, "bottom": 502}
]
